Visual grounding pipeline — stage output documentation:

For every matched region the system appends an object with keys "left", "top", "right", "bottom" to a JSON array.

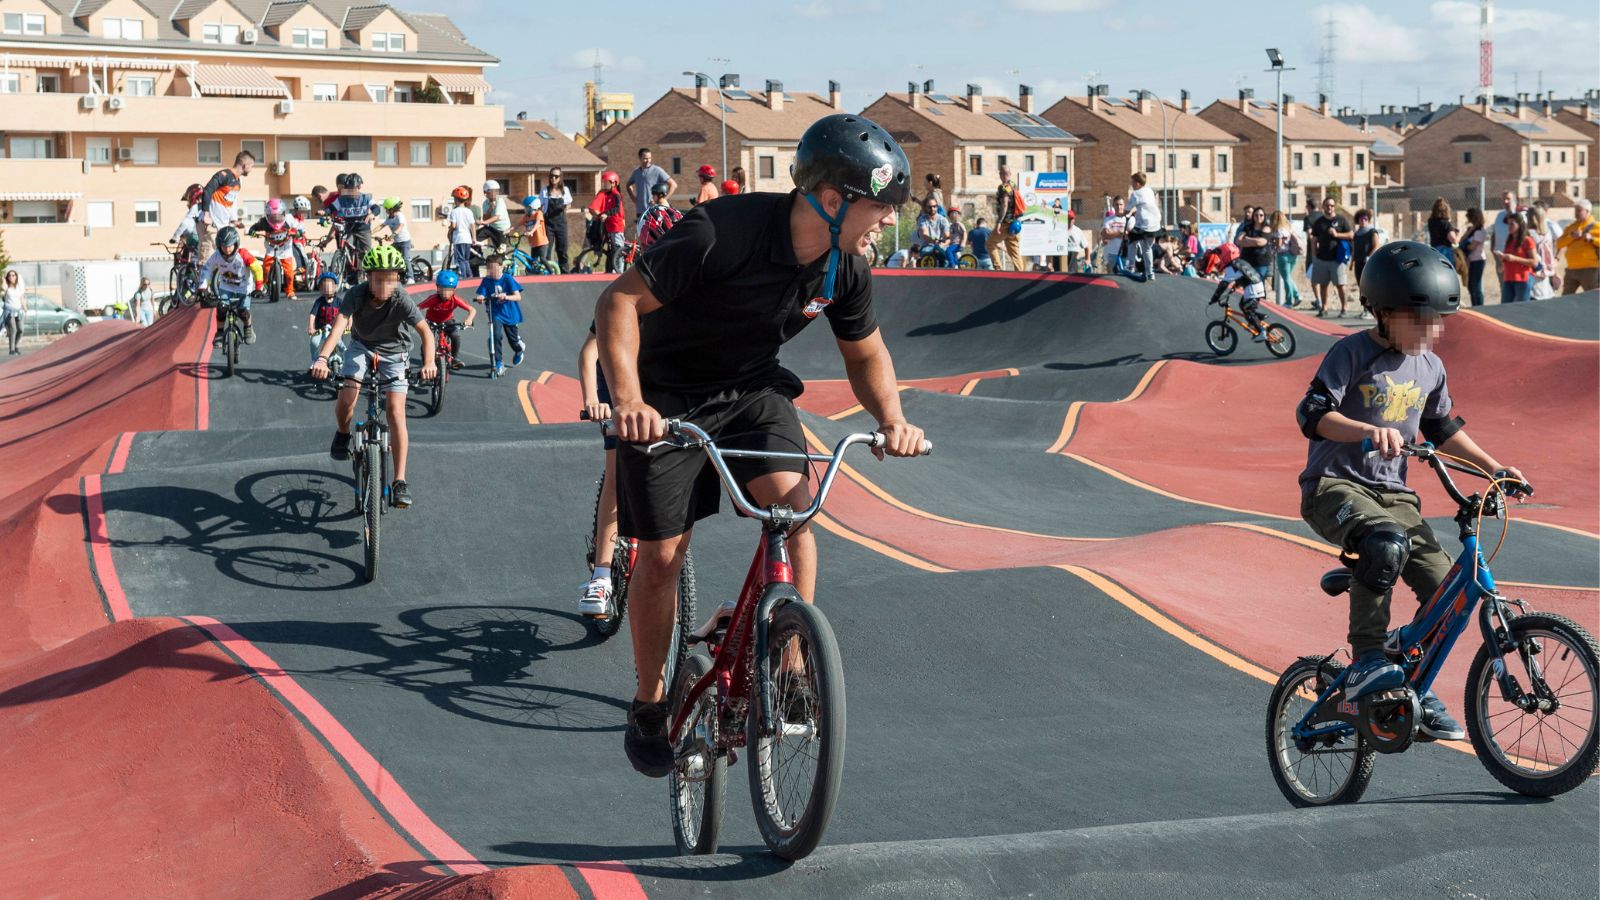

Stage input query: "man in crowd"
[
  {"left": 988, "top": 164, "right": 1024, "bottom": 271},
  {"left": 628, "top": 148, "right": 676, "bottom": 234},
  {"left": 694, "top": 165, "right": 720, "bottom": 206},
  {"left": 1556, "top": 197, "right": 1600, "bottom": 294},
  {"left": 1491, "top": 190, "right": 1518, "bottom": 282},
  {"left": 198, "top": 150, "right": 255, "bottom": 263},
  {"left": 1308, "top": 196, "right": 1353, "bottom": 317}
]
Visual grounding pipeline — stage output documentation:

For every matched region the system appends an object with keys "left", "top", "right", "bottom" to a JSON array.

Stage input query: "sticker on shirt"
[
  {"left": 801, "top": 297, "right": 832, "bottom": 319},
  {"left": 1358, "top": 375, "right": 1425, "bottom": 423},
  {"left": 869, "top": 164, "right": 892, "bottom": 197}
]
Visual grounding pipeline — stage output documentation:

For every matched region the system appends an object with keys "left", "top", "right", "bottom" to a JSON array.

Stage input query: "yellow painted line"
[
  {"left": 536, "top": 369, "right": 555, "bottom": 384},
  {"left": 800, "top": 424, "right": 1108, "bottom": 543},
  {"left": 825, "top": 385, "right": 909, "bottom": 422},
  {"left": 1062, "top": 452, "right": 1300, "bottom": 521},
  {"left": 958, "top": 378, "right": 982, "bottom": 396},
  {"left": 1461, "top": 308, "right": 1597, "bottom": 345},
  {"left": 812, "top": 511, "right": 953, "bottom": 573},
  {"left": 516, "top": 379, "right": 539, "bottom": 425},
  {"left": 1519, "top": 518, "right": 1600, "bottom": 541},
  {"left": 1045, "top": 360, "right": 1168, "bottom": 454}
]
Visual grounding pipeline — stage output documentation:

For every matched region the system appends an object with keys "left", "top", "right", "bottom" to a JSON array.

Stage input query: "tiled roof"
[
  {"left": 668, "top": 87, "right": 844, "bottom": 141},
  {"left": 1481, "top": 107, "right": 1588, "bottom": 142},
  {"left": 259, "top": 1, "right": 307, "bottom": 27},
  {"left": 1356, "top": 124, "right": 1405, "bottom": 157},
  {"left": 1200, "top": 99, "right": 1371, "bottom": 143},
  {"left": 870, "top": 92, "right": 1078, "bottom": 143},
  {"left": 1042, "top": 95, "right": 1237, "bottom": 143},
  {"left": 339, "top": 3, "right": 385, "bottom": 31},
  {"left": 487, "top": 119, "right": 605, "bottom": 169}
]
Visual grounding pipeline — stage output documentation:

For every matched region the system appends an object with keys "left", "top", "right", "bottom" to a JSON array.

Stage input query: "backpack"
[{"left": 1011, "top": 186, "right": 1026, "bottom": 218}]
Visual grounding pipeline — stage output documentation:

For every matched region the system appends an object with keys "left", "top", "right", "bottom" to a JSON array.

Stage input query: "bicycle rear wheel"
[
  {"left": 330, "top": 250, "right": 349, "bottom": 288},
  {"left": 1264, "top": 323, "right": 1296, "bottom": 358},
  {"left": 1266, "top": 656, "right": 1374, "bottom": 807},
  {"left": 915, "top": 253, "right": 940, "bottom": 268},
  {"left": 410, "top": 255, "right": 433, "bottom": 283},
  {"left": 430, "top": 363, "right": 447, "bottom": 415},
  {"left": 1466, "top": 613, "right": 1600, "bottom": 797},
  {"left": 1205, "top": 320, "right": 1237, "bottom": 356},
  {"left": 957, "top": 253, "right": 978, "bottom": 269},
  {"left": 362, "top": 443, "right": 382, "bottom": 582},
  {"left": 670, "top": 651, "right": 727, "bottom": 855},
  {"left": 224, "top": 320, "right": 239, "bottom": 378},
  {"left": 575, "top": 248, "right": 604, "bottom": 274},
  {"left": 748, "top": 598, "right": 845, "bottom": 861}
]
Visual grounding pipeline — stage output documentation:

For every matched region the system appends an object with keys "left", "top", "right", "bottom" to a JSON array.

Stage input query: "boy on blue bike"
[{"left": 1295, "top": 240, "right": 1531, "bottom": 741}]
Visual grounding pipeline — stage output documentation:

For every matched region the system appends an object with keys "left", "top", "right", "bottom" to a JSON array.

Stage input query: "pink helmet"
[{"left": 266, "top": 198, "right": 285, "bottom": 218}]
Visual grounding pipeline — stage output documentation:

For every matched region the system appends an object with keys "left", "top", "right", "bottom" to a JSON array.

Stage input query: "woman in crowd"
[
  {"left": 2, "top": 269, "right": 27, "bottom": 355},
  {"left": 1270, "top": 211, "right": 1301, "bottom": 307},
  {"left": 1496, "top": 213, "right": 1537, "bottom": 303},
  {"left": 1461, "top": 207, "right": 1488, "bottom": 307},
  {"left": 1526, "top": 206, "right": 1557, "bottom": 299},
  {"left": 1426, "top": 197, "right": 1458, "bottom": 260}
]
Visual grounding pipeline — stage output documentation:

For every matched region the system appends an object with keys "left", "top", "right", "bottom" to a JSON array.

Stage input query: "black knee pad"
[{"left": 1351, "top": 523, "right": 1409, "bottom": 593}]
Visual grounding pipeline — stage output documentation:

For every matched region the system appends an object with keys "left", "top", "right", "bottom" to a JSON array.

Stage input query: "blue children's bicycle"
[{"left": 1267, "top": 441, "right": 1598, "bottom": 806}]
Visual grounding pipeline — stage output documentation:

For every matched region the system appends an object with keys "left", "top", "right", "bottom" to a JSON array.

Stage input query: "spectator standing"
[
  {"left": 1302, "top": 197, "right": 1321, "bottom": 276},
  {"left": 1555, "top": 197, "right": 1600, "bottom": 294},
  {"left": 540, "top": 169, "right": 573, "bottom": 273},
  {"left": 1461, "top": 207, "right": 1489, "bottom": 306},
  {"left": 1233, "top": 205, "right": 1254, "bottom": 241},
  {"left": 693, "top": 165, "right": 720, "bottom": 206},
  {"left": 518, "top": 196, "right": 552, "bottom": 265},
  {"left": 730, "top": 166, "right": 747, "bottom": 193},
  {"left": 2, "top": 269, "right": 26, "bottom": 354},
  {"left": 196, "top": 150, "right": 255, "bottom": 265},
  {"left": 1065, "top": 211, "right": 1087, "bottom": 272},
  {"left": 1490, "top": 191, "right": 1517, "bottom": 281},
  {"left": 1101, "top": 197, "right": 1127, "bottom": 273},
  {"left": 1496, "top": 214, "right": 1537, "bottom": 303},
  {"left": 1351, "top": 209, "right": 1381, "bottom": 318},
  {"left": 378, "top": 198, "right": 413, "bottom": 284},
  {"left": 129, "top": 276, "right": 155, "bottom": 326},
  {"left": 1526, "top": 206, "right": 1557, "bottom": 300},
  {"left": 1308, "top": 196, "right": 1353, "bottom": 317},
  {"left": 447, "top": 185, "right": 478, "bottom": 278},
  {"left": 1270, "top": 211, "right": 1302, "bottom": 307},
  {"left": 626, "top": 148, "right": 675, "bottom": 233},
  {"left": 1236, "top": 206, "right": 1273, "bottom": 283},
  {"left": 1124, "top": 171, "right": 1162, "bottom": 281},
  {"left": 1179, "top": 221, "right": 1200, "bottom": 259},
  {"left": 480, "top": 181, "right": 510, "bottom": 250},
  {"left": 1426, "top": 198, "right": 1459, "bottom": 261},
  {"left": 968, "top": 217, "right": 995, "bottom": 270},
  {"left": 914, "top": 173, "right": 946, "bottom": 215},
  {"left": 585, "top": 171, "right": 628, "bottom": 273},
  {"left": 988, "top": 164, "right": 1025, "bottom": 271}
]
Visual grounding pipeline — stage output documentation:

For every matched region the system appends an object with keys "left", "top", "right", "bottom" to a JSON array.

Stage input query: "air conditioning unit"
[
  {"left": 271, "top": 160, "right": 287, "bottom": 176},
  {"left": 105, "top": 95, "right": 125, "bottom": 110},
  {"left": 242, "top": 28, "right": 258, "bottom": 44},
  {"left": 276, "top": 99, "right": 294, "bottom": 115},
  {"left": 80, "top": 94, "right": 98, "bottom": 110},
  {"left": 117, "top": 147, "right": 134, "bottom": 161}
]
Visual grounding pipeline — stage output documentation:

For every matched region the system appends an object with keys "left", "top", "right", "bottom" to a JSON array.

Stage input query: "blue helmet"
[
  {"left": 316, "top": 271, "right": 340, "bottom": 286},
  {"left": 434, "top": 270, "right": 459, "bottom": 289}
]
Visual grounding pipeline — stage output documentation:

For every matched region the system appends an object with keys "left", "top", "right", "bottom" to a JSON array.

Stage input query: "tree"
[{"left": 0, "top": 226, "right": 10, "bottom": 275}]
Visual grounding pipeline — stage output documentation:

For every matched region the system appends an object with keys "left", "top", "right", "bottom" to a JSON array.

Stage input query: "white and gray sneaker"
[{"left": 578, "top": 576, "right": 613, "bottom": 617}]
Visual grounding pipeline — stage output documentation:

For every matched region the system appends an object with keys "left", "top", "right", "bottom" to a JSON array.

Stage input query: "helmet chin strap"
[{"left": 803, "top": 192, "right": 851, "bottom": 303}]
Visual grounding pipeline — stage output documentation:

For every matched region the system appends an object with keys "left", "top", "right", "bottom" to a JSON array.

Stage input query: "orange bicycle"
[{"left": 1206, "top": 295, "right": 1296, "bottom": 358}]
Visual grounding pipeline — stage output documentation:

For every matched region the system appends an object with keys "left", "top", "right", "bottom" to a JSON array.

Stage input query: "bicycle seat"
[{"left": 1320, "top": 568, "right": 1354, "bottom": 597}]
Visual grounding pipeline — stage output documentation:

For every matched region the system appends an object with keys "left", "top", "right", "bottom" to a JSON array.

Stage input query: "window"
[
  {"left": 197, "top": 140, "right": 222, "bottom": 165},
  {"left": 104, "top": 18, "right": 144, "bottom": 40},
  {"left": 1288, "top": 192, "right": 1298, "bottom": 208},
  {"left": 87, "top": 201, "right": 114, "bottom": 229},
  {"left": 1190, "top": 153, "right": 1201, "bottom": 169},
  {"left": 125, "top": 76, "right": 155, "bottom": 96},
  {"left": 758, "top": 156, "right": 775, "bottom": 179},
  {"left": 1560, "top": 151, "right": 1567, "bottom": 163},
  {"left": 37, "top": 74, "right": 60, "bottom": 93},
  {"left": 1379, "top": 163, "right": 1390, "bottom": 177},
  {"left": 291, "top": 28, "right": 327, "bottom": 48},
  {"left": 366, "top": 84, "right": 388, "bottom": 103},
  {"left": 8, "top": 136, "right": 52, "bottom": 158},
  {"left": 1349, "top": 192, "right": 1359, "bottom": 206},
  {"left": 1292, "top": 152, "right": 1304, "bottom": 170},
  {"left": 393, "top": 85, "right": 413, "bottom": 103},
  {"left": 1581, "top": 151, "right": 1588, "bottom": 167},
  {"left": 377, "top": 141, "right": 398, "bottom": 166},
  {"left": 312, "top": 83, "right": 336, "bottom": 102},
  {"left": 5, "top": 13, "right": 46, "bottom": 34},
  {"left": 241, "top": 140, "right": 265, "bottom": 163},
  {"left": 346, "top": 137, "right": 373, "bottom": 163},
  {"left": 409, "top": 142, "right": 431, "bottom": 165},
  {"left": 11, "top": 201, "right": 59, "bottom": 223},
  {"left": 134, "top": 200, "right": 160, "bottom": 226},
  {"left": 1544, "top": 150, "right": 1551, "bottom": 163},
  {"left": 86, "top": 138, "right": 111, "bottom": 165},
  {"left": 131, "top": 137, "right": 157, "bottom": 164},
  {"left": 1210, "top": 196, "right": 1222, "bottom": 212},
  {"left": 1356, "top": 152, "right": 1365, "bottom": 171},
  {"left": 968, "top": 154, "right": 982, "bottom": 176},
  {"left": 1218, "top": 153, "right": 1228, "bottom": 173},
  {"left": 1463, "top": 151, "right": 1473, "bottom": 164},
  {"left": 0, "top": 73, "right": 18, "bottom": 94},
  {"left": 996, "top": 154, "right": 1008, "bottom": 168},
  {"left": 1024, "top": 154, "right": 1035, "bottom": 171},
  {"left": 1055, "top": 155, "right": 1068, "bottom": 172},
  {"left": 1312, "top": 152, "right": 1322, "bottom": 166},
  {"left": 445, "top": 142, "right": 465, "bottom": 166},
  {"left": 322, "top": 137, "right": 348, "bottom": 160},
  {"left": 1143, "top": 153, "right": 1156, "bottom": 172},
  {"left": 279, "top": 139, "right": 310, "bottom": 160},
  {"left": 1333, "top": 152, "right": 1341, "bottom": 166},
  {"left": 1166, "top": 153, "right": 1175, "bottom": 170},
  {"left": 372, "top": 32, "right": 405, "bottom": 52},
  {"left": 202, "top": 23, "right": 238, "bottom": 44},
  {"left": 410, "top": 199, "right": 433, "bottom": 221},
  {"left": 670, "top": 156, "right": 682, "bottom": 175}
]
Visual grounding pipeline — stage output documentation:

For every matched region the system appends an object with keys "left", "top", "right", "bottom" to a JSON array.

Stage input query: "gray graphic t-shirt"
[
  {"left": 1299, "top": 331, "right": 1451, "bottom": 498},
  {"left": 340, "top": 282, "right": 423, "bottom": 356}
]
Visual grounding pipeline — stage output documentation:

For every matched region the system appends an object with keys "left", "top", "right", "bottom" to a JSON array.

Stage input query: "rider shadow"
[
  {"left": 906, "top": 279, "right": 1098, "bottom": 337},
  {"left": 234, "top": 366, "right": 336, "bottom": 402},
  {"left": 1371, "top": 790, "right": 1555, "bottom": 807},
  {"left": 225, "top": 604, "right": 627, "bottom": 734},
  {"left": 176, "top": 361, "right": 227, "bottom": 382}
]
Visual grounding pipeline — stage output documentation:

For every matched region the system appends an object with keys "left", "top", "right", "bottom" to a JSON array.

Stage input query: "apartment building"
[
  {"left": 0, "top": 0, "right": 501, "bottom": 262},
  {"left": 1041, "top": 88, "right": 1237, "bottom": 221},
  {"left": 1399, "top": 97, "right": 1590, "bottom": 205},
  {"left": 1555, "top": 102, "right": 1598, "bottom": 201},
  {"left": 1199, "top": 92, "right": 1375, "bottom": 213},
  {"left": 860, "top": 83, "right": 1078, "bottom": 217}
]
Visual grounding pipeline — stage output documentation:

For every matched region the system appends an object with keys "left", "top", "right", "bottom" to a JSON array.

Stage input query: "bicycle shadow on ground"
[
  {"left": 223, "top": 604, "right": 627, "bottom": 733},
  {"left": 905, "top": 278, "right": 1100, "bottom": 337},
  {"left": 1371, "top": 790, "right": 1557, "bottom": 807}
]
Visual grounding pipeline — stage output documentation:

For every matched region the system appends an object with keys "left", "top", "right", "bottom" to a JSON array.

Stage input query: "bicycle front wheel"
[
  {"left": 1264, "top": 323, "right": 1296, "bottom": 358},
  {"left": 410, "top": 255, "right": 433, "bottom": 283},
  {"left": 670, "top": 651, "right": 727, "bottom": 855},
  {"left": 224, "top": 320, "right": 239, "bottom": 378},
  {"left": 748, "top": 599, "right": 845, "bottom": 861},
  {"left": 1266, "top": 656, "right": 1374, "bottom": 807},
  {"left": 1205, "top": 320, "right": 1237, "bottom": 356},
  {"left": 362, "top": 443, "right": 382, "bottom": 582},
  {"left": 1466, "top": 613, "right": 1600, "bottom": 797},
  {"left": 914, "top": 253, "right": 939, "bottom": 268},
  {"left": 957, "top": 253, "right": 978, "bottom": 270}
]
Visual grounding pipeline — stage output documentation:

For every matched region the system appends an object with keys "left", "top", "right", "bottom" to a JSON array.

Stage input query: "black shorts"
[
  {"left": 616, "top": 376, "right": 806, "bottom": 541},
  {"left": 595, "top": 363, "right": 616, "bottom": 451}
]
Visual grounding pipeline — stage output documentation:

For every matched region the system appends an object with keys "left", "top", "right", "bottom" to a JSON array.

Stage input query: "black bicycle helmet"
[
  {"left": 347, "top": 172, "right": 363, "bottom": 188},
  {"left": 1359, "top": 239, "right": 1460, "bottom": 317},
  {"left": 791, "top": 113, "right": 910, "bottom": 206},
  {"left": 216, "top": 225, "right": 240, "bottom": 251}
]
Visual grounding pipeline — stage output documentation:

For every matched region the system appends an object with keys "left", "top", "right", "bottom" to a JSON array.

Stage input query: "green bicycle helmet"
[
  {"left": 382, "top": 196, "right": 402, "bottom": 212},
  {"left": 361, "top": 244, "right": 407, "bottom": 272}
]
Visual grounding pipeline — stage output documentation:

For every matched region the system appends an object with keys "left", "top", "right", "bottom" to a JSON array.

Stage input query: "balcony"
[
  {"left": 0, "top": 92, "right": 504, "bottom": 139},
  {"left": 0, "top": 157, "right": 88, "bottom": 198}
]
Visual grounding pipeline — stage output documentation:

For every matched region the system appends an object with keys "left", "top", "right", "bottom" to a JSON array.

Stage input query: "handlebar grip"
[{"left": 919, "top": 439, "right": 934, "bottom": 457}]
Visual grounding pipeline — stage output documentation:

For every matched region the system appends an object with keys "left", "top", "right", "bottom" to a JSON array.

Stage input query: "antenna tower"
[{"left": 1315, "top": 14, "right": 1337, "bottom": 102}]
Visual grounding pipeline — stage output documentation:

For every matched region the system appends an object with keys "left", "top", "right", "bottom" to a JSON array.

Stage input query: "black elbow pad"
[
  {"left": 1296, "top": 380, "right": 1336, "bottom": 440},
  {"left": 1421, "top": 414, "right": 1466, "bottom": 445}
]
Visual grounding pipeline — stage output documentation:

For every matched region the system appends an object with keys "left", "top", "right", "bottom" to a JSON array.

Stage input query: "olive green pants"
[{"left": 1301, "top": 478, "right": 1454, "bottom": 657}]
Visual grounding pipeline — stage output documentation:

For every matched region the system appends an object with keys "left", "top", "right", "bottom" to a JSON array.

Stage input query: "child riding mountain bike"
[
  {"left": 1295, "top": 239, "right": 1532, "bottom": 742},
  {"left": 578, "top": 323, "right": 620, "bottom": 616},
  {"left": 197, "top": 225, "right": 264, "bottom": 344},
  {"left": 418, "top": 270, "right": 476, "bottom": 371},
  {"left": 307, "top": 272, "right": 345, "bottom": 365},
  {"left": 246, "top": 199, "right": 305, "bottom": 301},
  {"left": 1208, "top": 242, "right": 1269, "bottom": 341}
]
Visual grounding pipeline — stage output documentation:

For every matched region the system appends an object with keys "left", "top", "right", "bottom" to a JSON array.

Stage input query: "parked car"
[{"left": 20, "top": 294, "right": 88, "bottom": 336}]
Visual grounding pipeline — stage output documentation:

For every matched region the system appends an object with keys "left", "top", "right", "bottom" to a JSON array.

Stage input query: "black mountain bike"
[
  {"left": 345, "top": 352, "right": 405, "bottom": 582},
  {"left": 156, "top": 241, "right": 198, "bottom": 312},
  {"left": 205, "top": 283, "right": 249, "bottom": 379}
]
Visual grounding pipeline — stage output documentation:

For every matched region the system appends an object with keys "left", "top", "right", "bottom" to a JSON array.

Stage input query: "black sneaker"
[
  {"left": 329, "top": 431, "right": 352, "bottom": 461},
  {"left": 1418, "top": 690, "right": 1467, "bottom": 741},
  {"left": 625, "top": 699, "right": 673, "bottom": 778},
  {"left": 779, "top": 678, "right": 816, "bottom": 724},
  {"left": 391, "top": 480, "right": 413, "bottom": 509}
]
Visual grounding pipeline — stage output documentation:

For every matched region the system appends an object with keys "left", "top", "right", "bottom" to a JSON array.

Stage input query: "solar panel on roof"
[
  {"left": 722, "top": 89, "right": 752, "bottom": 100},
  {"left": 1013, "top": 125, "right": 1072, "bottom": 139},
  {"left": 988, "top": 111, "right": 1071, "bottom": 139},
  {"left": 536, "top": 131, "right": 554, "bottom": 140},
  {"left": 719, "top": 103, "right": 735, "bottom": 113},
  {"left": 926, "top": 106, "right": 943, "bottom": 116},
  {"left": 927, "top": 93, "right": 956, "bottom": 104}
]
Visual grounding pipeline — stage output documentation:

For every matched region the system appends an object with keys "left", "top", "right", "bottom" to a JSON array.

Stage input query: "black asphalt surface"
[
  {"left": 99, "top": 276, "right": 1597, "bottom": 895},
  {"left": 1472, "top": 290, "right": 1599, "bottom": 341}
]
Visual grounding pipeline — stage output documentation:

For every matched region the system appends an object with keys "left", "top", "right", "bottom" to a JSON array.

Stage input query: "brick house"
[
  {"left": 1354, "top": 121, "right": 1405, "bottom": 189},
  {"left": 859, "top": 83, "right": 1078, "bottom": 219},
  {"left": 584, "top": 78, "right": 846, "bottom": 210},
  {"left": 1199, "top": 92, "right": 1375, "bottom": 214},
  {"left": 1041, "top": 88, "right": 1237, "bottom": 221},
  {"left": 1555, "top": 102, "right": 1598, "bottom": 202},
  {"left": 485, "top": 116, "right": 604, "bottom": 223},
  {"left": 1399, "top": 99, "right": 1590, "bottom": 205}
]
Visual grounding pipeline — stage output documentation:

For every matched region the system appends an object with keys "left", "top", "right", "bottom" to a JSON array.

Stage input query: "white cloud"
[
  {"left": 562, "top": 48, "right": 645, "bottom": 73},
  {"left": 1311, "top": 5, "right": 1429, "bottom": 64},
  {"left": 792, "top": 1, "right": 832, "bottom": 17},
  {"left": 1004, "top": 0, "right": 1106, "bottom": 11}
]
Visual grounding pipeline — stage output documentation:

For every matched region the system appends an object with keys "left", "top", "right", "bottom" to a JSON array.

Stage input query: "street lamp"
[
  {"left": 683, "top": 70, "right": 731, "bottom": 181},
  {"left": 1134, "top": 88, "right": 1172, "bottom": 225},
  {"left": 1265, "top": 49, "right": 1296, "bottom": 213}
]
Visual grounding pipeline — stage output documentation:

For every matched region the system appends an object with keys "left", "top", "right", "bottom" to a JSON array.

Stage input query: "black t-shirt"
[
  {"left": 339, "top": 282, "right": 423, "bottom": 355},
  {"left": 632, "top": 190, "right": 878, "bottom": 394},
  {"left": 1238, "top": 224, "right": 1272, "bottom": 269},
  {"left": 1311, "top": 214, "right": 1350, "bottom": 261},
  {"left": 1427, "top": 216, "right": 1454, "bottom": 248}
]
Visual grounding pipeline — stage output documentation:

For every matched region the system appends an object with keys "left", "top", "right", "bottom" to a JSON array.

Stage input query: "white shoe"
[
  {"left": 578, "top": 576, "right": 613, "bottom": 617},
  {"left": 690, "top": 598, "right": 738, "bottom": 642}
]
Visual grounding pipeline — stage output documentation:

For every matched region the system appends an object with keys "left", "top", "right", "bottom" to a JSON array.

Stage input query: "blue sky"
[{"left": 395, "top": 0, "right": 1600, "bottom": 135}]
